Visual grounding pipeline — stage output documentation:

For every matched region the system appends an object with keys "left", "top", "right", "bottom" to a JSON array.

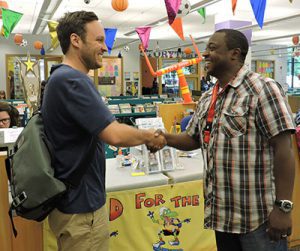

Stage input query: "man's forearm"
[
  {"left": 164, "top": 132, "right": 200, "bottom": 151},
  {"left": 271, "top": 133, "right": 295, "bottom": 201},
  {"left": 99, "top": 121, "right": 165, "bottom": 148},
  {"left": 274, "top": 146, "right": 295, "bottom": 201}
]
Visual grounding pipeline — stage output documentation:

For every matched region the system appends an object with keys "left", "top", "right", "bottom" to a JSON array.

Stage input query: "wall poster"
[{"left": 98, "top": 57, "right": 123, "bottom": 97}]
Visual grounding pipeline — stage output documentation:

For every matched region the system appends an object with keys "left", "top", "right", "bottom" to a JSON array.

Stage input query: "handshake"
[{"left": 145, "top": 129, "right": 167, "bottom": 153}]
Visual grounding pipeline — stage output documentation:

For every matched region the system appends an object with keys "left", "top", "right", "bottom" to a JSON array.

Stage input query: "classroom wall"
[
  {"left": 0, "top": 35, "right": 289, "bottom": 92},
  {"left": 252, "top": 44, "right": 288, "bottom": 85},
  {"left": 0, "top": 34, "right": 62, "bottom": 91}
]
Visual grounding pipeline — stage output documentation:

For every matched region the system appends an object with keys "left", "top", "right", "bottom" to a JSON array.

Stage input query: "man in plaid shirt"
[{"left": 163, "top": 29, "right": 295, "bottom": 251}]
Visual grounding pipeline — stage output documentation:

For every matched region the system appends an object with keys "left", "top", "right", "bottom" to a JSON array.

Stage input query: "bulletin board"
[
  {"left": 97, "top": 56, "right": 123, "bottom": 96},
  {"left": 253, "top": 60, "right": 275, "bottom": 79}
]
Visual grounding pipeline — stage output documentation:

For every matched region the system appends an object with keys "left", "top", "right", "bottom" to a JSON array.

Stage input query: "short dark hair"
[
  {"left": 216, "top": 29, "right": 249, "bottom": 63},
  {"left": 57, "top": 11, "right": 99, "bottom": 54}
]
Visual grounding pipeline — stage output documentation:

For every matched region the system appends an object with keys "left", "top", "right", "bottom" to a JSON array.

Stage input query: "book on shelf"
[
  {"left": 119, "top": 103, "right": 132, "bottom": 113},
  {"left": 134, "top": 104, "right": 145, "bottom": 113},
  {"left": 107, "top": 104, "right": 120, "bottom": 114},
  {"left": 144, "top": 103, "right": 156, "bottom": 112}
]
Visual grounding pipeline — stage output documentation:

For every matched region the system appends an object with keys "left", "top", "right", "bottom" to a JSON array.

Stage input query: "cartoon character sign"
[{"left": 148, "top": 207, "right": 191, "bottom": 250}]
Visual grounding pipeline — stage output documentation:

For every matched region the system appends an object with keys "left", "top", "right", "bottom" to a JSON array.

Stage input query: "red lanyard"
[{"left": 203, "top": 82, "right": 228, "bottom": 144}]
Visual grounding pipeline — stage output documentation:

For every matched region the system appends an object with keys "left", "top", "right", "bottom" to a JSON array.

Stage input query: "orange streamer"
[{"left": 139, "top": 35, "right": 202, "bottom": 103}]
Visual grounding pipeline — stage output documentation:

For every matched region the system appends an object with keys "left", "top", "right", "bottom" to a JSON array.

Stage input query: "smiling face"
[
  {"left": 79, "top": 21, "right": 108, "bottom": 70},
  {"left": 203, "top": 32, "right": 233, "bottom": 79}
]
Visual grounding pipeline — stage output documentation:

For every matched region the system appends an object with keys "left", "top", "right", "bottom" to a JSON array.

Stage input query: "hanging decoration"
[
  {"left": 1, "top": 8, "right": 23, "bottom": 38},
  {"left": 104, "top": 28, "right": 117, "bottom": 54},
  {"left": 47, "top": 21, "right": 59, "bottom": 50},
  {"left": 40, "top": 46, "right": 45, "bottom": 56},
  {"left": 135, "top": 26, "right": 152, "bottom": 50},
  {"left": 176, "top": 0, "right": 191, "bottom": 18},
  {"left": 250, "top": 0, "right": 266, "bottom": 29},
  {"left": 139, "top": 35, "right": 202, "bottom": 104},
  {"left": 20, "top": 39, "right": 28, "bottom": 47},
  {"left": 24, "top": 54, "right": 35, "bottom": 73},
  {"left": 47, "top": 20, "right": 59, "bottom": 51},
  {"left": 140, "top": 49, "right": 196, "bottom": 59},
  {"left": 164, "top": 0, "right": 181, "bottom": 25},
  {"left": 17, "top": 52, "right": 40, "bottom": 114},
  {"left": 292, "top": 35, "right": 299, "bottom": 45},
  {"left": 14, "top": 33, "right": 23, "bottom": 45},
  {"left": 197, "top": 8, "right": 206, "bottom": 23},
  {"left": 232, "top": 0, "right": 238, "bottom": 15},
  {"left": 0, "top": 0, "right": 8, "bottom": 18},
  {"left": 111, "top": 0, "right": 128, "bottom": 12},
  {"left": 33, "top": 40, "right": 43, "bottom": 50},
  {"left": 170, "top": 17, "right": 185, "bottom": 41},
  {"left": 183, "top": 47, "right": 192, "bottom": 55}
]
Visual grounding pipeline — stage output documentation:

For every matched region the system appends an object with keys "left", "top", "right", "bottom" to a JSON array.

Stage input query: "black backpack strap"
[
  {"left": 64, "top": 138, "right": 98, "bottom": 188},
  {"left": 5, "top": 157, "right": 18, "bottom": 237},
  {"left": 39, "top": 80, "right": 48, "bottom": 110},
  {"left": 8, "top": 206, "right": 18, "bottom": 237}
]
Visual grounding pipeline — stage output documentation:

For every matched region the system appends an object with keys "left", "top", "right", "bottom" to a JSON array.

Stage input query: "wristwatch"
[{"left": 274, "top": 199, "right": 293, "bottom": 213}]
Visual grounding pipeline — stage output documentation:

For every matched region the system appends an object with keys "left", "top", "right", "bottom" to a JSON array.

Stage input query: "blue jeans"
[{"left": 215, "top": 222, "right": 288, "bottom": 251}]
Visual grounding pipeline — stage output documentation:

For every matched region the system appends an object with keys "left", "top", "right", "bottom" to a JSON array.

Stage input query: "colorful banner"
[
  {"left": 47, "top": 21, "right": 59, "bottom": 51},
  {"left": 2, "top": 8, "right": 23, "bottom": 38},
  {"left": 135, "top": 26, "right": 151, "bottom": 50},
  {"left": 164, "top": 0, "right": 181, "bottom": 25},
  {"left": 104, "top": 28, "right": 118, "bottom": 55},
  {"left": 108, "top": 180, "right": 216, "bottom": 251},
  {"left": 197, "top": 8, "right": 206, "bottom": 23},
  {"left": 43, "top": 180, "right": 217, "bottom": 251},
  {"left": 170, "top": 17, "right": 185, "bottom": 41},
  {"left": 250, "top": 0, "right": 266, "bottom": 28},
  {"left": 232, "top": 0, "right": 238, "bottom": 15}
]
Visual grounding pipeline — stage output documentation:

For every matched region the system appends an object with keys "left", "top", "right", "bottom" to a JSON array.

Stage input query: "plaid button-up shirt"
[{"left": 186, "top": 65, "right": 295, "bottom": 233}]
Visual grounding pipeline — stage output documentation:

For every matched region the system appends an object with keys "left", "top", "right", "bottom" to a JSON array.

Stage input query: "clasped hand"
[{"left": 146, "top": 129, "right": 166, "bottom": 153}]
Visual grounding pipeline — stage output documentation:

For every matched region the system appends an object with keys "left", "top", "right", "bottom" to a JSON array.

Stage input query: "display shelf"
[
  {"left": 107, "top": 98, "right": 164, "bottom": 105},
  {"left": 114, "top": 112, "right": 156, "bottom": 118}
]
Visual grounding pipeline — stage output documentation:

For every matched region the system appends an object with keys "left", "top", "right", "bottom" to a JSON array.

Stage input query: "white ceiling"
[{"left": 3, "top": 0, "right": 300, "bottom": 49}]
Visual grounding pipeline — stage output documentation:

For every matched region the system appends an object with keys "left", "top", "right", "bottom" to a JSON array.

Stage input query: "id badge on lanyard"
[{"left": 203, "top": 82, "right": 228, "bottom": 145}]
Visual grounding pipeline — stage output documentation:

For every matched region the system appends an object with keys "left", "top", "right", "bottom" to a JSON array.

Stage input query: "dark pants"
[{"left": 215, "top": 223, "right": 288, "bottom": 251}]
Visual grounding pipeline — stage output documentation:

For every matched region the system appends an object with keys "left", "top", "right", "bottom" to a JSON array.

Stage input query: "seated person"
[
  {"left": 0, "top": 90, "right": 6, "bottom": 100},
  {"left": 0, "top": 102, "right": 20, "bottom": 128},
  {"left": 180, "top": 115, "right": 193, "bottom": 132},
  {"left": 0, "top": 102, "right": 20, "bottom": 152}
]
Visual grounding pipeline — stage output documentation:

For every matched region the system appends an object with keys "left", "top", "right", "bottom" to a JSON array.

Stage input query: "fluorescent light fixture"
[{"left": 32, "top": 0, "right": 62, "bottom": 34}]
